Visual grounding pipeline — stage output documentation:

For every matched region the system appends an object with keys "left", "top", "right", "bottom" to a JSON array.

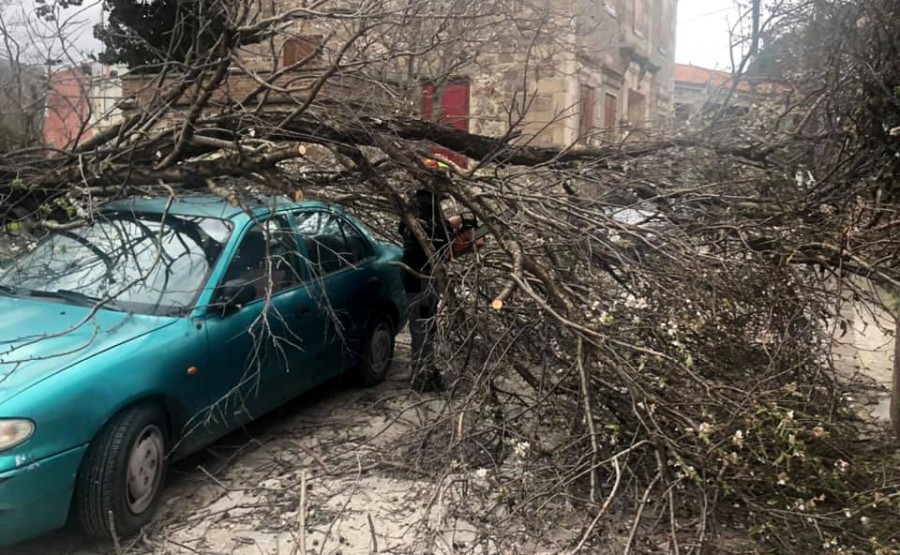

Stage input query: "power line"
[{"left": 680, "top": 6, "right": 736, "bottom": 24}]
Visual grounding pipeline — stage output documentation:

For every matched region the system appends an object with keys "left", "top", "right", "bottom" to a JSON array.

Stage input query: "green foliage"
[
  {"left": 93, "top": 0, "right": 228, "bottom": 69},
  {"left": 9, "top": 177, "right": 35, "bottom": 190},
  {"left": 0, "top": 121, "right": 30, "bottom": 153}
]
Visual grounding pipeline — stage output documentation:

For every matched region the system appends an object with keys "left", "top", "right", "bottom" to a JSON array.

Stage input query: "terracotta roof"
[
  {"left": 676, "top": 64, "right": 790, "bottom": 97},
  {"left": 675, "top": 63, "right": 753, "bottom": 93}
]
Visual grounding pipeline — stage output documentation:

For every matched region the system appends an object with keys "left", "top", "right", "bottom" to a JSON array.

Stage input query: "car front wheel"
[{"left": 75, "top": 403, "right": 168, "bottom": 540}]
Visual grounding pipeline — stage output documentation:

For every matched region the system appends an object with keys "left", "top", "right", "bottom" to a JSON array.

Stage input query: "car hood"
[{"left": 0, "top": 296, "right": 176, "bottom": 405}]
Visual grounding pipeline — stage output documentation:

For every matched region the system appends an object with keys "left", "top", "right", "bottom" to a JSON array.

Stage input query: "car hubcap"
[
  {"left": 369, "top": 323, "right": 393, "bottom": 373},
  {"left": 126, "top": 425, "right": 164, "bottom": 515}
]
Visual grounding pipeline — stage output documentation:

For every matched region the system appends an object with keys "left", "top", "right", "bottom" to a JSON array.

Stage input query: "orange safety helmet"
[{"left": 423, "top": 158, "right": 450, "bottom": 171}]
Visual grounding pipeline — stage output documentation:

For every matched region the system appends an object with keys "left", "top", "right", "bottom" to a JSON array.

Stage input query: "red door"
[{"left": 421, "top": 79, "right": 470, "bottom": 168}]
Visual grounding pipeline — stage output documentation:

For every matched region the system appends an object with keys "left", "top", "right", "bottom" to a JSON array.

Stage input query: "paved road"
[{"left": 2, "top": 336, "right": 474, "bottom": 555}]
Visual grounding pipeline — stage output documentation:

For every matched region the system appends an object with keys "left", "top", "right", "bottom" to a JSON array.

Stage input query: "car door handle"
[
  {"left": 296, "top": 306, "right": 311, "bottom": 317},
  {"left": 367, "top": 276, "right": 380, "bottom": 287}
]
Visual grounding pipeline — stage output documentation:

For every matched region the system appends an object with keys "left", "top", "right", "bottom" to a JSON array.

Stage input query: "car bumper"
[{"left": 0, "top": 444, "right": 87, "bottom": 547}]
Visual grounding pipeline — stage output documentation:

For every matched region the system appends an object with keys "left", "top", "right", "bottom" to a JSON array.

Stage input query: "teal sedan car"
[{"left": 0, "top": 195, "right": 407, "bottom": 546}]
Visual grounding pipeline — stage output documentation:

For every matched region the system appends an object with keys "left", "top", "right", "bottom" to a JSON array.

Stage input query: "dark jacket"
[{"left": 399, "top": 190, "right": 451, "bottom": 293}]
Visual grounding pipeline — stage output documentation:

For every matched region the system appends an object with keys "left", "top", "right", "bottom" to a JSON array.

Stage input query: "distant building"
[
  {"left": 43, "top": 63, "right": 126, "bottom": 150},
  {"left": 674, "top": 63, "right": 784, "bottom": 120}
]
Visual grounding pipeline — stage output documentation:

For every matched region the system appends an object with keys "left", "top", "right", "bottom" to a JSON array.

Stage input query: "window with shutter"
[
  {"left": 659, "top": 0, "right": 672, "bottom": 52},
  {"left": 627, "top": 90, "right": 647, "bottom": 129},
  {"left": 604, "top": 93, "right": 618, "bottom": 130},
  {"left": 283, "top": 36, "right": 322, "bottom": 67},
  {"left": 633, "top": 0, "right": 646, "bottom": 37},
  {"left": 579, "top": 84, "right": 596, "bottom": 142}
]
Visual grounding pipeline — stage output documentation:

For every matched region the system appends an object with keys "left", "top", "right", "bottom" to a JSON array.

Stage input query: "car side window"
[
  {"left": 339, "top": 219, "right": 372, "bottom": 263},
  {"left": 295, "top": 211, "right": 366, "bottom": 277},
  {"left": 223, "top": 216, "right": 299, "bottom": 300}
]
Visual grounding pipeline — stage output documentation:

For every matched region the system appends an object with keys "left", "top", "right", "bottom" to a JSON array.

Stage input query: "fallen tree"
[{"left": 3, "top": 0, "right": 900, "bottom": 552}]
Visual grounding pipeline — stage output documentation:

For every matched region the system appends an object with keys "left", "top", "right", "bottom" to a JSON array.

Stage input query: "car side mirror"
[{"left": 216, "top": 279, "right": 256, "bottom": 315}]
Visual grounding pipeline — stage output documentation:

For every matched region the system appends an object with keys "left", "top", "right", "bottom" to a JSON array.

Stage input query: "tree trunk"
[{"left": 892, "top": 316, "right": 900, "bottom": 438}]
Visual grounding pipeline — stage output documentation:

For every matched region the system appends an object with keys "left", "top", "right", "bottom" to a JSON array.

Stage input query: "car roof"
[{"left": 101, "top": 195, "right": 332, "bottom": 221}]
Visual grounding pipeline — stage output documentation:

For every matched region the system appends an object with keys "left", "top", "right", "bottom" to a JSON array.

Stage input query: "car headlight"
[{"left": 0, "top": 420, "right": 34, "bottom": 451}]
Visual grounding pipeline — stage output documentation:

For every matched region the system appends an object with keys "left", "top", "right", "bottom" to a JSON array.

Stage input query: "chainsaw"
[{"left": 464, "top": 206, "right": 517, "bottom": 238}]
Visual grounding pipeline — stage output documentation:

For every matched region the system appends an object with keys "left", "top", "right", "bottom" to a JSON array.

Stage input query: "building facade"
[
  {"left": 521, "top": 0, "right": 678, "bottom": 146},
  {"left": 43, "top": 63, "right": 126, "bottom": 150},
  {"left": 115, "top": 0, "right": 678, "bottom": 154},
  {"left": 412, "top": 0, "right": 678, "bottom": 148}
]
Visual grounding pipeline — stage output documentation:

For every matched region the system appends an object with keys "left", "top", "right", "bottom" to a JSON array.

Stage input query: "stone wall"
[{"left": 120, "top": 71, "right": 392, "bottom": 111}]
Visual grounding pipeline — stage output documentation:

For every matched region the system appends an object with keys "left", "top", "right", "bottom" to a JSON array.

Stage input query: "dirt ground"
[{"left": 3, "top": 335, "right": 512, "bottom": 555}]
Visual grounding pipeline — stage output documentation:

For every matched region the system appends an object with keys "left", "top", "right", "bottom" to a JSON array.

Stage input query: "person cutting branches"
[{"left": 399, "top": 168, "right": 485, "bottom": 391}]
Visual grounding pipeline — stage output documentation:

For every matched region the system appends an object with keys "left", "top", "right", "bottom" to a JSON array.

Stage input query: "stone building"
[
  {"left": 673, "top": 63, "right": 750, "bottom": 119},
  {"left": 518, "top": 0, "right": 678, "bottom": 146},
  {"left": 117, "top": 0, "right": 677, "bottom": 153},
  {"left": 280, "top": 0, "right": 674, "bottom": 146}
]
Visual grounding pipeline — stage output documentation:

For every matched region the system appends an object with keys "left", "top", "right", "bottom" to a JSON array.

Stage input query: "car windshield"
[{"left": 0, "top": 213, "right": 233, "bottom": 315}]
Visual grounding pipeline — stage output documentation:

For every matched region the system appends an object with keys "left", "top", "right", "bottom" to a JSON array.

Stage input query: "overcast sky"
[{"left": 675, "top": 0, "right": 743, "bottom": 70}]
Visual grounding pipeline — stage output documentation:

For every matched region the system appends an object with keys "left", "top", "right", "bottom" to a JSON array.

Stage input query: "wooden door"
[{"left": 421, "top": 79, "right": 470, "bottom": 167}]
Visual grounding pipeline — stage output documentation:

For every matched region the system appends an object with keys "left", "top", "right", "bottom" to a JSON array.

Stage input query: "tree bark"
[{"left": 892, "top": 316, "right": 900, "bottom": 438}]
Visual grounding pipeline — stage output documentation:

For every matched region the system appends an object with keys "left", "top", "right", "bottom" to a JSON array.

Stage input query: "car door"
[
  {"left": 202, "top": 214, "right": 320, "bottom": 428},
  {"left": 293, "top": 210, "right": 380, "bottom": 385}
]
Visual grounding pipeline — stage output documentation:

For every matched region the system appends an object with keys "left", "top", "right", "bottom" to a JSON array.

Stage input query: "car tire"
[
  {"left": 75, "top": 403, "right": 169, "bottom": 541},
  {"left": 352, "top": 312, "right": 396, "bottom": 387}
]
